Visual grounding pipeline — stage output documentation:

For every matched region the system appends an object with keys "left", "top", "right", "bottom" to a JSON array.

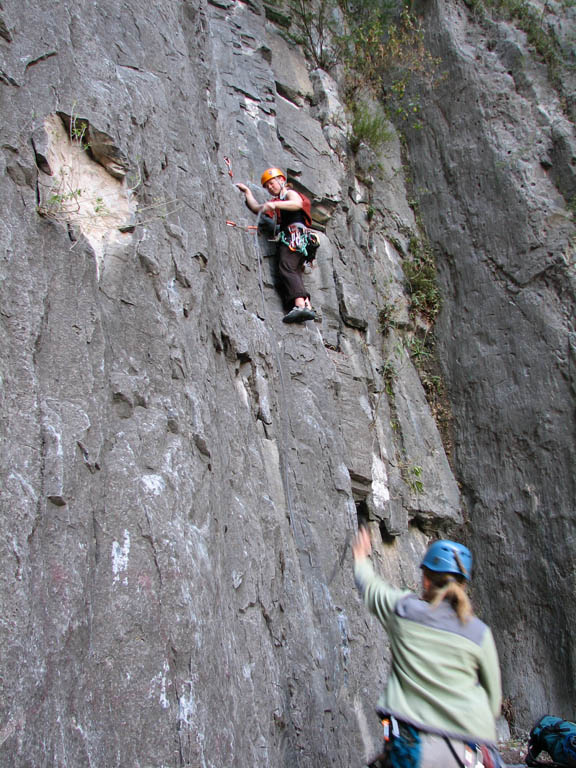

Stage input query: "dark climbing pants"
[{"left": 277, "top": 243, "right": 309, "bottom": 306}]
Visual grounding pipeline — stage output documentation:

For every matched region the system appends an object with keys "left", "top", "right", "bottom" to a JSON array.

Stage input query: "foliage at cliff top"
[{"left": 280, "top": 0, "right": 441, "bottom": 127}]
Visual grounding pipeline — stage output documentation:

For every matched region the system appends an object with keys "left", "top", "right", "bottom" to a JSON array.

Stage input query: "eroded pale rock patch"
[{"left": 37, "top": 113, "right": 136, "bottom": 277}]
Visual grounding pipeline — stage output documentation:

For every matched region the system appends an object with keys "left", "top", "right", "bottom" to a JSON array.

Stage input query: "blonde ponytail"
[{"left": 423, "top": 568, "right": 473, "bottom": 624}]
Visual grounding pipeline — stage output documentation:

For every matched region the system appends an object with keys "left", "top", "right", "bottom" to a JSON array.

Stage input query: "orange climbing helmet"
[{"left": 261, "top": 167, "right": 286, "bottom": 187}]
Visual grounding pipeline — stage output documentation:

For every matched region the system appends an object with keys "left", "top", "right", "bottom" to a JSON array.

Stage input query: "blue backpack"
[{"left": 526, "top": 716, "right": 576, "bottom": 768}]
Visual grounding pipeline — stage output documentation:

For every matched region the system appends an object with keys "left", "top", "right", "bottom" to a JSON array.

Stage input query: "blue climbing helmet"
[{"left": 420, "top": 540, "right": 472, "bottom": 581}]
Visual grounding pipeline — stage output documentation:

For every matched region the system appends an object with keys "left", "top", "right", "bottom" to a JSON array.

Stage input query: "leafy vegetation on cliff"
[{"left": 277, "top": 0, "right": 441, "bottom": 134}]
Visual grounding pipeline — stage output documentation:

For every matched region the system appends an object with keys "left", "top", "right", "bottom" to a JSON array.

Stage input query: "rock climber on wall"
[{"left": 236, "top": 167, "right": 316, "bottom": 324}]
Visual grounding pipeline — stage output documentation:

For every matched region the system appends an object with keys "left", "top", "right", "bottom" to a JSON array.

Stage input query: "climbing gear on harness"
[
  {"left": 283, "top": 223, "right": 307, "bottom": 253},
  {"left": 526, "top": 716, "right": 576, "bottom": 767},
  {"left": 367, "top": 714, "right": 501, "bottom": 768},
  {"left": 367, "top": 715, "right": 420, "bottom": 768},
  {"left": 276, "top": 223, "right": 320, "bottom": 264},
  {"left": 387, "top": 722, "right": 420, "bottom": 768},
  {"left": 282, "top": 306, "right": 315, "bottom": 324},
  {"left": 443, "top": 737, "right": 486, "bottom": 767},
  {"left": 367, "top": 715, "right": 397, "bottom": 767},
  {"left": 261, "top": 167, "right": 286, "bottom": 186},
  {"left": 420, "top": 540, "right": 472, "bottom": 580},
  {"left": 307, "top": 231, "right": 320, "bottom": 260}
]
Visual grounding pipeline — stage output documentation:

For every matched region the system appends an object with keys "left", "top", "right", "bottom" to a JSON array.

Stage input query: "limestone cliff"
[
  {"left": 0, "top": 0, "right": 573, "bottom": 765},
  {"left": 407, "top": 0, "right": 576, "bottom": 727}
]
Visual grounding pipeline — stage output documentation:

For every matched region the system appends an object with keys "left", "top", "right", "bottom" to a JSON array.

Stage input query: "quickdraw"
[{"left": 226, "top": 219, "right": 258, "bottom": 233}]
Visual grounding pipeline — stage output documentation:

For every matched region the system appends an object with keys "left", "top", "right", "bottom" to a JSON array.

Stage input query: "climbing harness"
[
  {"left": 367, "top": 716, "right": 420, "bottom": 768},
  {"left": 278, "top": 223, "right": 320, "bottom": 263},
  {"left": 367, "top": 714, "right": 503, "bottom": 768},
  {"left": 264, "top": 184, "right": 318, "bottom": 264},
  {"left": 280, "top": 223, "right": 306, "bottom": 252}
]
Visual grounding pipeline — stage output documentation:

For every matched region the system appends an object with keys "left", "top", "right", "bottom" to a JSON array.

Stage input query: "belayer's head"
[
  {"left": 420, "top": 540, "right": 473, "bottom": 623},
  {"left": 261, "top": 167, "right": 286, "bottom": 195},
  {"left": 420, "top": 539, "right": 472, "bottom": 580}
]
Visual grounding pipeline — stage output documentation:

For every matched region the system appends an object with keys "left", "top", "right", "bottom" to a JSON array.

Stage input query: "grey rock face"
[
  {"left": 406, "top": 0, "right": 576, "bottom": 725},
  {"left": 2, "top": 0, "right": 572, "bottom": 762},
  {"left": 0, "top": 0, "right": 457, "bottom": 765}
]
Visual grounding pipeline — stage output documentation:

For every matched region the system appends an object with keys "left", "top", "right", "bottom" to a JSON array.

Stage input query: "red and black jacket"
[{"left": 269, "top": 191, "right": 312, "bottom": 232}]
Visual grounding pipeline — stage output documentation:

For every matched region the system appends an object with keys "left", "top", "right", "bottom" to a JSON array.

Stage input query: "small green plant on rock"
[
  {"left": 93, "top": 196, "right": 110, "bottom": 215},
  {"left": 378, "top": 299, "right": 397, "bottom": 335},
  {"left": 349, "top": 100, "right": 393, "bottom": 152},
  {"left": 405, "top": 464, "right": 424, "bottom": 494},
  {"left": 68, "top": 109, "right": 91, "bottom": 151},
  {"left": 402, "top": 235, "right": 440, "bottom": 322},
  {"left": 405, "top": 334, "right": 431, "bottom": 362},
  {"left": 37, "top": 170, "right": 84, "bottom": 220},
  {"left": 420, "top": 370, "right": 442, "bottom": 395},
  {"left": 70, "top": 121, "right": 87, "bottom": 144},
  {"left": 380, "top": 359, "right": 397, "bottom": 397}
]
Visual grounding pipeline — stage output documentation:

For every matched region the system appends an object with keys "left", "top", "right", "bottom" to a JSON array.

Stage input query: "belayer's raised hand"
[{"left": 352, "top": 526, "right": 372, "bottom": 562}]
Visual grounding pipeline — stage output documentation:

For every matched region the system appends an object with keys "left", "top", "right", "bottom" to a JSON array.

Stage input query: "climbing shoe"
[
  {"left": 299, "top": 308, "right": 316, "bottom": 321},
  {"left": 282, "top": 307, "right": 316, "bottom": 323}
]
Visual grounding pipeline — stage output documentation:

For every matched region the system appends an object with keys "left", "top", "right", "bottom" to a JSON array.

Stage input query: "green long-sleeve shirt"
[{"left": 355, "top": 558, "right": 502, "bottom": 744}]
